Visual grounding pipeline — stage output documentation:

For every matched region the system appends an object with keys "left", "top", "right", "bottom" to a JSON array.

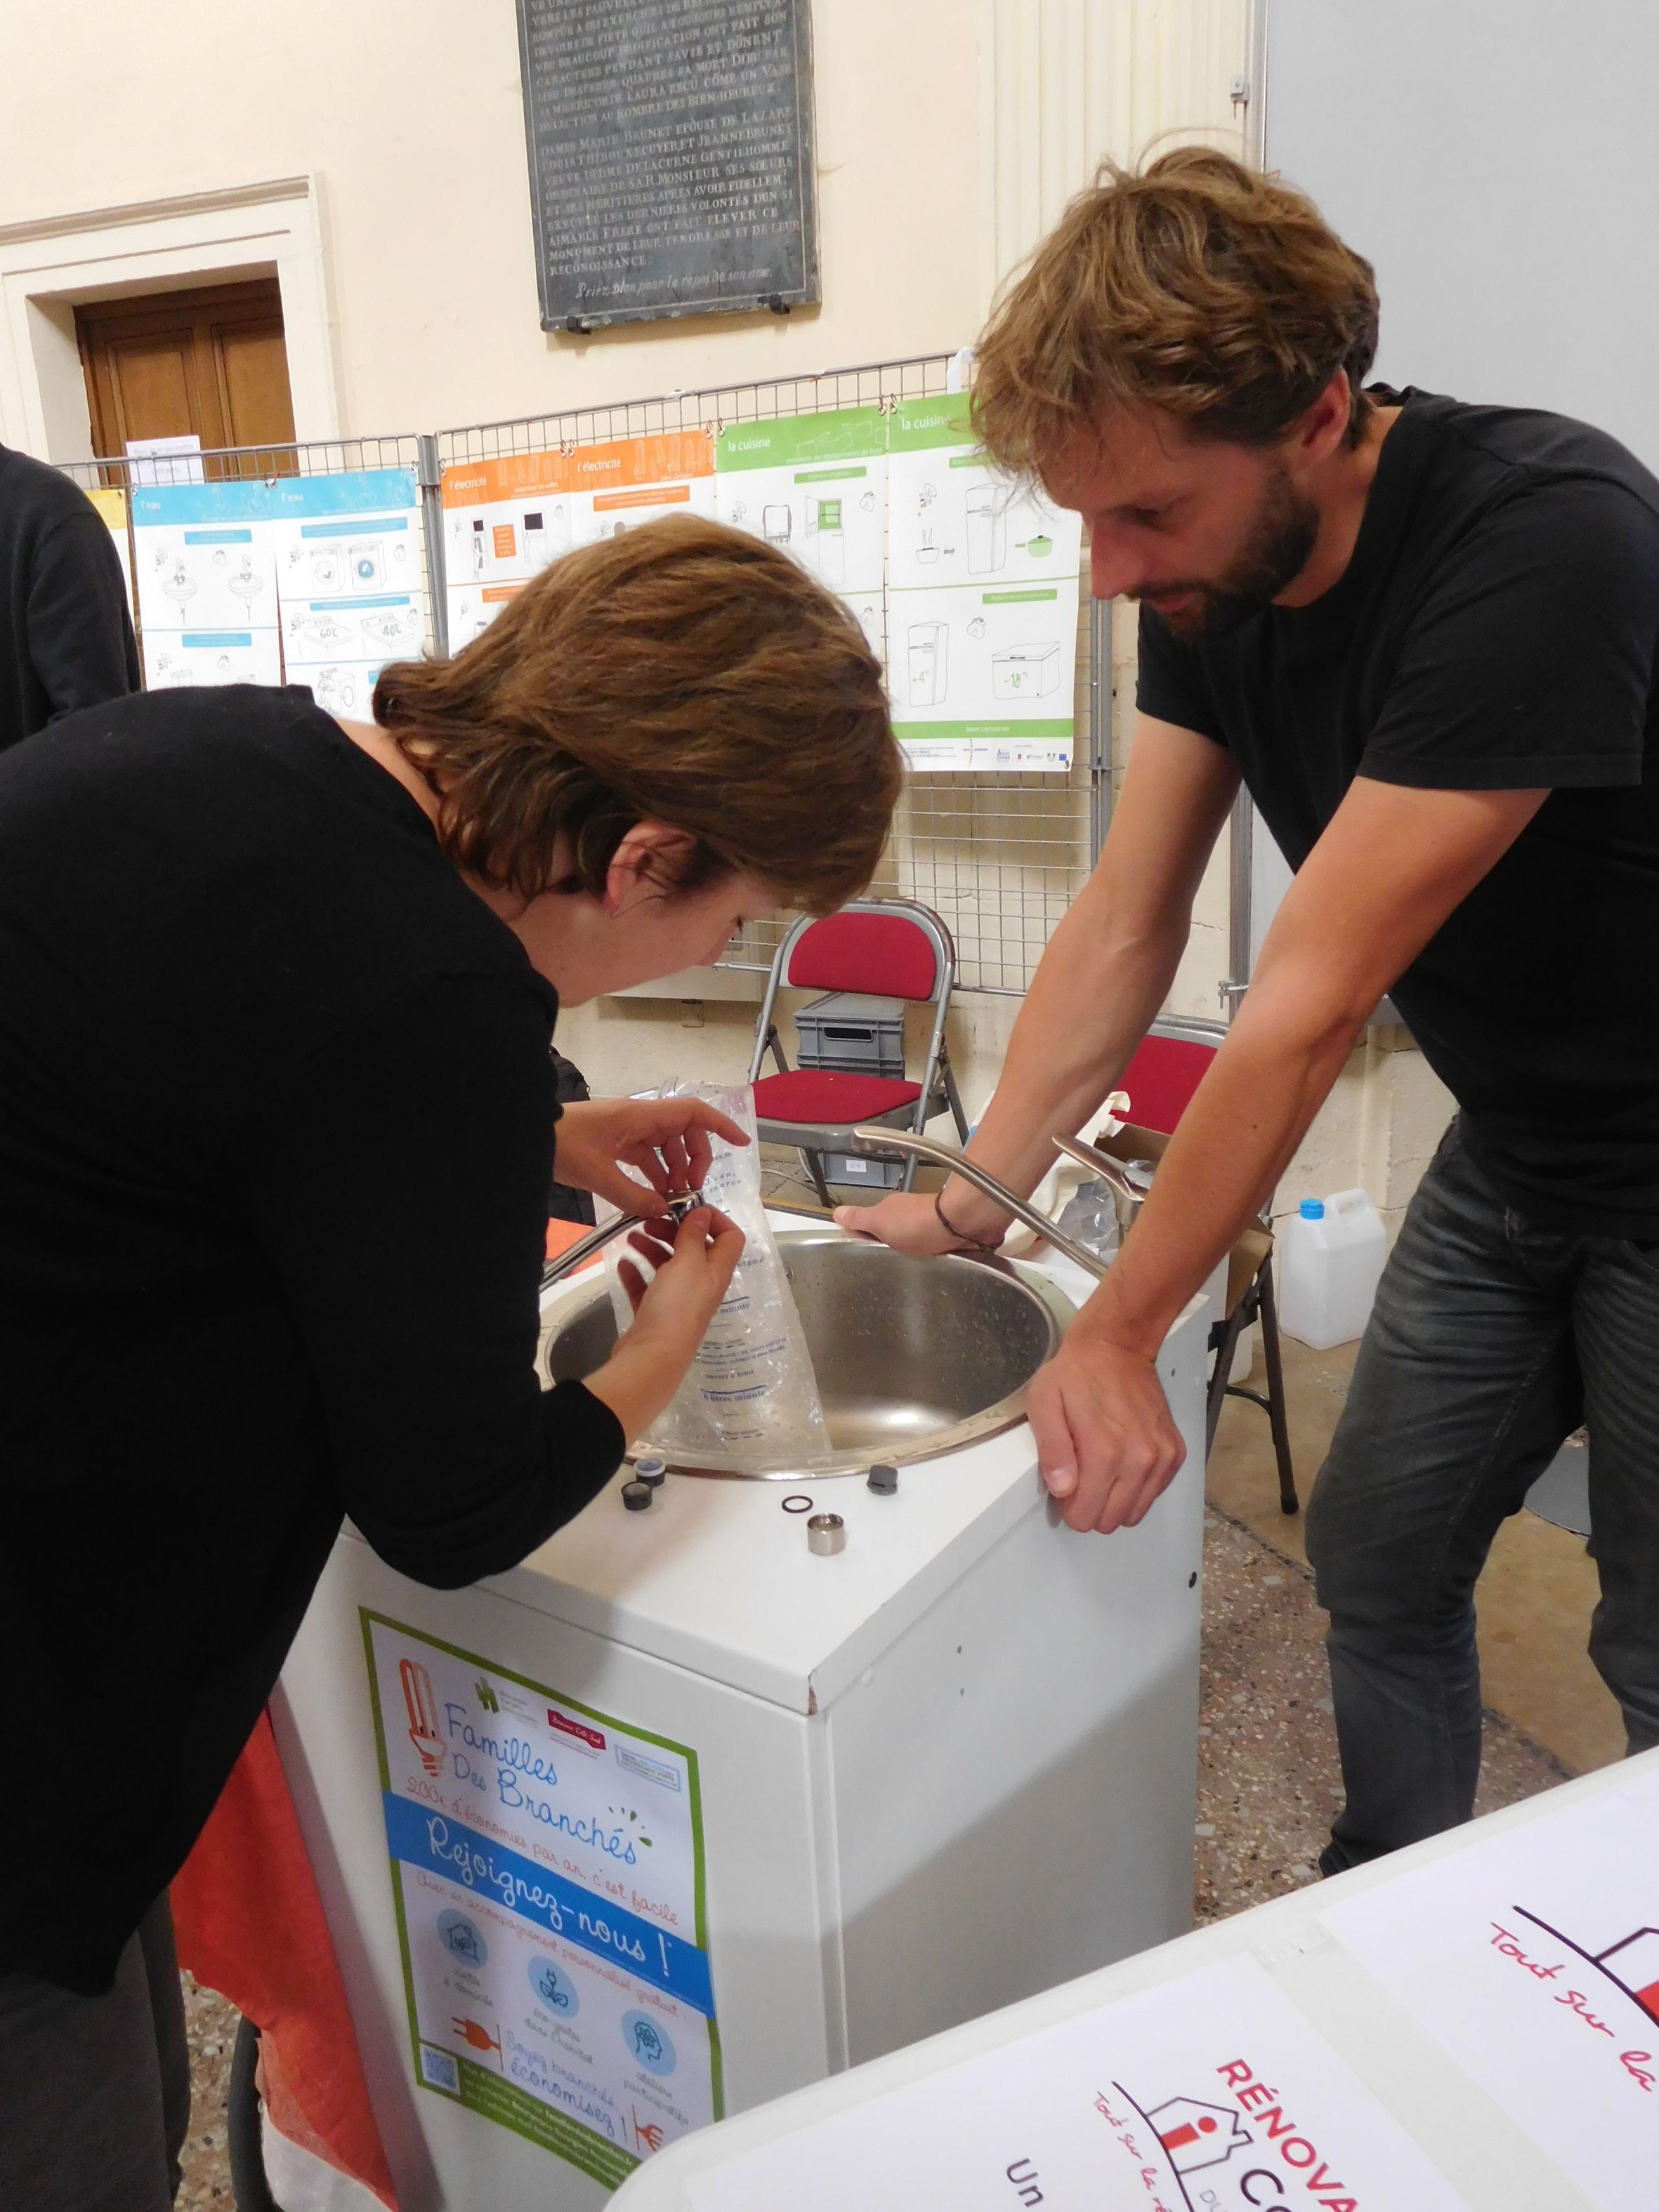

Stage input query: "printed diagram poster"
[
  {"left": 364, "top": 1612, "right": 719, "bottom": 2192},
  {"left": 1323, "top": 1764, "right": 1659, "bottom": 2209},
  {"left": 270, "top": 468, "right": 426, "bottom": 718},
  {"left": 440, "top": 431, "right": 714, "bottom": 649},
  {"left": 690, "top": 1955, "right": 1468, "bottom": 2211},
  {"left": 886, "top": 393, "right": 1082, "bottom": 772},
  {"left": 131, "top": 480, "right": 282, "bottom": 690},
  {"left": 85, "top": 486, "right": 135, "bottom": 622},
  {"left": 714, "top": 409, "right": 886, "bottom": 661}
]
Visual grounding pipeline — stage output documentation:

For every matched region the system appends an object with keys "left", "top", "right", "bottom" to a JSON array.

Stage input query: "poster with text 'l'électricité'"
[
  {"left": 363, "top": 1612, "right": 719, "bottom": 2194},
  {"left": 439, "top": 432, "right": 716, "bottom": 651}
]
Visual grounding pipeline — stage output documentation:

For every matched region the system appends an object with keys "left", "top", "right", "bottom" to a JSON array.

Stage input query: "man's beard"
[{"left": 1137, "top": 465, "right": 1319, "bottom": 643}]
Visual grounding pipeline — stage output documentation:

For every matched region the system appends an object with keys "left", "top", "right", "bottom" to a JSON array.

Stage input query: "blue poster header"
[
  {"left": 381, "top": 1793, "right": 714, "bottom": 2017},
  {"left": 133, "top": 467, "right": 417, "bottom": 529}
]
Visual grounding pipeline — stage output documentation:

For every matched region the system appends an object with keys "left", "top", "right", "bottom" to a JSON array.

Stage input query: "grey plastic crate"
[
  {"left": 822, "top": 1149, "right": 905, "bottom": 1190},
  {"left": 794, "top": 992, "right": 906, "bottom": 1076}
]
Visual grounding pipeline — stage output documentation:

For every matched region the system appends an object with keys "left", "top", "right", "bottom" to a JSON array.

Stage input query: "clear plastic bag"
[{"left": 606, "top": 1081, "right": 832, "bottom": 1472}]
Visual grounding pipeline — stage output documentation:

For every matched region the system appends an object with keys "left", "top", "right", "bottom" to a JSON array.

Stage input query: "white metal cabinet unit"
[{"left": 275, "top": 1241, "right": 1209, "bottom": 2211}]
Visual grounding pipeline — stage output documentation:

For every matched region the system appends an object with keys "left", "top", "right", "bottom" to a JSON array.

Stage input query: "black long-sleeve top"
[
  {"left": 0, "top": 441, "right": 140, "bottom": 753},
  {"left": 0, "top": 687, "right": 624, "bottom": 1992}
]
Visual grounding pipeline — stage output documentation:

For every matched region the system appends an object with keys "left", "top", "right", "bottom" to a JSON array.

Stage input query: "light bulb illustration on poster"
[{"left": 365, "top": 1612, "right": 719, "bottom": 2194}]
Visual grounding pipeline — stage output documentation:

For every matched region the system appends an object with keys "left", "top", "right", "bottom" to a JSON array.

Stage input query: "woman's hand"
[
  {"left": 555, "top": 1096, "right": 748, "bottom": 1218},
  {"left": 584, "top": 1207, "right": 745, "bottom": 1442}
]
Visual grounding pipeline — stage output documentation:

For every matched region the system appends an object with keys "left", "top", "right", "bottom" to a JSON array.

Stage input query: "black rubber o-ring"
[{"left": 782, "top": 1494, "right": 815, "bottom": 1514}]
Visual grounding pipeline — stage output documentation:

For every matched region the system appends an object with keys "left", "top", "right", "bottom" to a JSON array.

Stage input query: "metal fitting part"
[
  {"left": 634, "top": 1457, "right": 667, "bottom": 1488},
  {"left": 807, "top": 1513, "right": 846, "bottom": 1555},
  {"left": 622, "top": 1481, "right": 653, "bottom": 1513},
  {"left": 866, "top": 1463, "right": 898, "bottom": 1495}
]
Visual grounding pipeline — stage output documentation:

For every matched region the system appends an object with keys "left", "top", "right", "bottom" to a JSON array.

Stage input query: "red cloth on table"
[{"left": 171, "top": 1711, "right": 399, "bottom": 2210}]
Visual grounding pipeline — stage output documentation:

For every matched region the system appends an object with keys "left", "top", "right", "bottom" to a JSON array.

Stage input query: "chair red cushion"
[
  {"left": 753, "top": 1069, "right": 922, "bottom": 1126},
  {"left": 787, "top": 911, "right": 938, "bottom": 999},
  {"left": 1117, "top": 1035, "right": 1218, "bottom": 1136}
]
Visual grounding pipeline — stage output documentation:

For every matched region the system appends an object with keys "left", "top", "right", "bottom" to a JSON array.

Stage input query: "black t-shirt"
[
  {"left": 1136, "top": 388, "right": 1659, "bottom": 1237},
  {"left": 0, "top": 440, "right": 140, "bottom": 751},
  {"left": 0, "top": 687, "right": 624, "bottom": 1992}
]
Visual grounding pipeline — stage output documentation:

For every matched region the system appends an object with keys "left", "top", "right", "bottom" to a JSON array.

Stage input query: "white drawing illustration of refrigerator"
[{"left": 906, "top": 621, "right": 948, "bottom": 706}]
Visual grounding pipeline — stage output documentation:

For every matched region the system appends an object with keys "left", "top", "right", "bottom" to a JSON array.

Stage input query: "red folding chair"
[
  {"left": 747, "top": 899, "right": 969, "bottom": 1205},
  {"left": 1118, "top": 1020, "right": 1298, "bottom": 1515}
]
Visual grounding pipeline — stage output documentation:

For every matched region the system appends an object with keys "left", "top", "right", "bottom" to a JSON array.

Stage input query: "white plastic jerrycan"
[{"left": 1276, "top": 1187, "right": 1388, "bottom": 1350}]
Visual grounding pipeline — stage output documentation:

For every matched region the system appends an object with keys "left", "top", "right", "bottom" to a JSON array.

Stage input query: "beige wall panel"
[{"left": 0, "top": 2, "right": 981, "bottom": 434}]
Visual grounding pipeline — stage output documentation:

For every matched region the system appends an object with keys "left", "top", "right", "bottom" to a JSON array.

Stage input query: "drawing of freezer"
[
  {"left": 907, "top": 621, "right": 949, "bottom": 706},
  {"left": 992, "top": 640, "right": 1061, "bottom": 699},
  {"left": 806, "top": 496, "right": 845, "bottom": 585}
]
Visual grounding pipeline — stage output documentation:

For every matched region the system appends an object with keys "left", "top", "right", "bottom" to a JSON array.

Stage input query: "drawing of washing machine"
[
  {"left": 310, "top": 546, "right": 346, "bottom": 591},
  {"left": 348, "top": 541, "right": 386, "bottom": 591}
]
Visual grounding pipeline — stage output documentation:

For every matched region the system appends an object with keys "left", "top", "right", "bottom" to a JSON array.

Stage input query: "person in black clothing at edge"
[
  {"left": 0, "top": 439, "right": 140, "bottom": 751},
  {"left": 0, "top": 513, "right": 900, "bottom": 2211},
  {"left": 846, "top": 154, "right": 1659, "bottom": 1870}
]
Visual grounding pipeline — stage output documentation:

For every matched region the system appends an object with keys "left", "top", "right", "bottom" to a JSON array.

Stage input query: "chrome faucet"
[
  {"left": 847, "top": 1124, "right": 1148, "bottom": 1281},
  {"left": 542, "top": 1190, "right": 698, "bottom": 1291}
]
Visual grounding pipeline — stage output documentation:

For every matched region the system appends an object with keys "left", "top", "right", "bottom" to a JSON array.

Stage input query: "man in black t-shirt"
[
  {"left": 844, "top": 149, "right": 1659, "bottom": 1869},
  {"left": 0, "top": 441, "right": 139, "bottom": 751}
]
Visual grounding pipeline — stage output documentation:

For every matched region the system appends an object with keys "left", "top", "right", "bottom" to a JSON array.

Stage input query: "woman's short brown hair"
[
  {"left": 374, "top": 514, "right": 900, "bottom": 913},
  {"left": 973, "top": 147, "right": 1379, "bottom": 475}
]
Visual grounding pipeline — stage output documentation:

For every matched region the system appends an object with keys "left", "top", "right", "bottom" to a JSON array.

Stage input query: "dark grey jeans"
[
  {"left": 1305, "top": 1121, "right": 1659, "bottom": 1875},
  {"left": 0, "top": 1896, "right": 189, "bottom": 2211}
]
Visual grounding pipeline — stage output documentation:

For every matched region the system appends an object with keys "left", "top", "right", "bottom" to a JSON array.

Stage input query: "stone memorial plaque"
[{"left": 516, "top": 0, "right": 819, "bottom": 331}]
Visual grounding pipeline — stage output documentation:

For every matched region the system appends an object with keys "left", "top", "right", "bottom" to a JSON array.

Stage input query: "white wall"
[{"left": 0, "top": 1, "right": 981, "bottom": 441}]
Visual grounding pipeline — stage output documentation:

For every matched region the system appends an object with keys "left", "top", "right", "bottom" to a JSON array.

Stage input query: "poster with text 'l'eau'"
[
  {"left": 270, "top": 468, "right": 426, "bottom": 718},
  {"left": 364, "top": 1612, "right": 719, "bottom": 2194},
  {"left": 131, "top": 480, "right": 283, "bottom": 690},
  {"left": 886, "top": 392, "right": 1082, "bottom": 772},
  {"left": 714, "top": 409, "right": 886, "bottom": 665},
  {"left": 440, "top": 432, "right": 715, "bottom": 650},
  {"left": 1323, "top": 1762, "right": 1659, "bottom": 2211},
  {"left": 690, "top": 1954, "right": 1470, "bottom": 2212}
]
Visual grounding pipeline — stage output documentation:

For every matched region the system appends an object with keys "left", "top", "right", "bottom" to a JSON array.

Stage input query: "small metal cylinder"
[{"left": 807, "top": 1513, "right": 846, "bottom": 1556}]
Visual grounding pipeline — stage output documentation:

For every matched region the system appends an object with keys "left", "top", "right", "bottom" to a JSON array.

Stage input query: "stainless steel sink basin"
[{"left": 542, "top": 1229, "right": 1076, "bottom": 1480}]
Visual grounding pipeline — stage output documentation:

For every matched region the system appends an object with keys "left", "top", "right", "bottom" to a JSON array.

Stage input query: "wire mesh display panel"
[
  {"left": 440, "top": 358, "right": 1103, "bottom": 993},
  {"left": 55, "top": 432, "right": 444, "bottom": 676}
]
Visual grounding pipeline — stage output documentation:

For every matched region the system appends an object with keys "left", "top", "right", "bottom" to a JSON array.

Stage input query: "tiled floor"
[{"left": 176, "top": 1180, "right": 1613, "bottom": 2200}]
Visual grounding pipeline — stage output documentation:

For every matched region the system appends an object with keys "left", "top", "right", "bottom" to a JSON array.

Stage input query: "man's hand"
[
  {"left": 832, "top": 1191, "right": 966, "bottom": 1254},
  {"left": 585, "top": 1207, "right": 746, "bottom": 1441},
  {"left": 1027, "top": 1327, "right": 1186, "bottom": 1532},
  {"left": 555, "top": 1097, "right": 747, "bottom": 1218}
]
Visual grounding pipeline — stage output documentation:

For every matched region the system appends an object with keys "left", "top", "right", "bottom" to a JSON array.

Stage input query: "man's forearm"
[
  {"left": 1076, "top": 987, "right": 1362, "bottom": 1355},
  {"left": 946, "top": 899, "right": 1186, "bottom": 1224}
]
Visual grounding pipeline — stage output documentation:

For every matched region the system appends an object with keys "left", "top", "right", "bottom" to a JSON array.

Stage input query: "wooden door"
[{"left": 77, "top": 278, "right": 297, "bottom": 477}]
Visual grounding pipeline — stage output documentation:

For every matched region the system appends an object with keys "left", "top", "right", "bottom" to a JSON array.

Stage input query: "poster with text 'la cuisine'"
[
  {"left": 439, "top": 432, "right": 716, "bottom": 650},
  {"left": 690, "top": 1954, "right": 1471, "bottom": 2212},
  {"left": 886, "top": 392, "right": 1083, "bottom": 772},
  {"left": 363, "top": 1612, "right": 719, "bottom": 2194},
  {"left": 714, "top": 408, "right": 888, "bottom": 668}
]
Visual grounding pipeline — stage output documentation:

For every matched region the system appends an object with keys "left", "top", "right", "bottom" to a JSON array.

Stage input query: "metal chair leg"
[
  {"left": 1257, "top": 1259, "right": 1299, "bottom": 1515},
  {"left": 1206, "top": 1303, "right": 1249, "bottom": 1456},
  {"left": 942, "top": 1057, "right": 970, "bottom": 1143},
  {"left": 799, "top": 1147, "right": 833, "bottom": 1209}
]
